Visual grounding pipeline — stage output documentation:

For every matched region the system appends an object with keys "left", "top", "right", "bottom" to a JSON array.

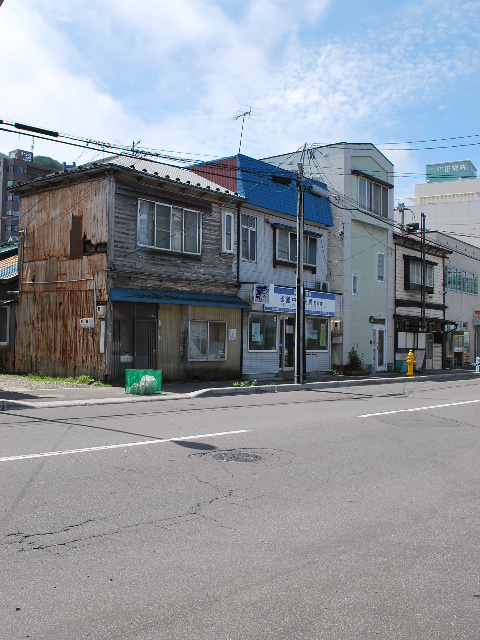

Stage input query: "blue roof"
[
  {"left": 236, "top": 155, "right": 333, "bottom": 227},
  {"left": 110, "top": 288, "right": 249, "bottom": 308}
]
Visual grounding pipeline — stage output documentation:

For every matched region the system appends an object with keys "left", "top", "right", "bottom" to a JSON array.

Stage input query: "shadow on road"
[{"left": 172, "top": 440, "right": 217, "bottom": 451}]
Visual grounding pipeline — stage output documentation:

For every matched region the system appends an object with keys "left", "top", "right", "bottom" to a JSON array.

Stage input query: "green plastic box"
[{"left": 125, "top": 369, "right": 162, "bottom": 395}]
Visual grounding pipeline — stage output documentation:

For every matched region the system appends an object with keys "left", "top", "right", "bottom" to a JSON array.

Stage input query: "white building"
[
  {"left": 405, "top": 160, "right": 480, "bottom": 249},
  {"left": 429, "top": 232, "right": 480, "bottom": 366},
  {"left": 400, "top": 161, "right": 480, "bottom": 367},
  {"left": 266, "top": 143, "right": 395, "bottom": 373}
]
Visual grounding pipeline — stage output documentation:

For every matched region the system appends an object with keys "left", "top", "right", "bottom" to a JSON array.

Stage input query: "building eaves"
[
  {"left": 110, "top": 287, "right": 249, "bottom": 309},
  {"left": 393, "top": 232, "right": 452, "bottom": 256},
  {"left": 12, "top": 156, "right": 243, "bottom": 201},
  {"left": 0, "top": 241, "right": 19, "bottom": 257}
]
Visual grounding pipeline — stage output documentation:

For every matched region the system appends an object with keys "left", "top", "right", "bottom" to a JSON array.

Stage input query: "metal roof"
[
  {"left": 237, "top": 155, "right": 333, "bottom": 226},
  {"left": 0, "top": 254, "right": 18, "bottom": 280},
  {"left": 93, "top": 155, "right": 237, "bottom": 196},
  {"left": 110, "top": 287, "right": 249, "bottom": 308},
  {"left": 0, "top": 241, "right": 18, "bottom": 256},
  {"left": 13, "top": 156, "right": 240, "bottom": 199},
  {"left": 190, "top": 155, "right": 333, "bottom": 227}
]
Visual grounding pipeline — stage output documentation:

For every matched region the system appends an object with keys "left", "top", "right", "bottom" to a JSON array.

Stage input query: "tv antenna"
[{"left": 233, "top": 105, "right": 261, "bottom": 154}]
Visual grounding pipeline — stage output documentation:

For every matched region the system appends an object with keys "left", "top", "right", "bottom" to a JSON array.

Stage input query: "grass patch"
[
  {"left": 233, "top": 379, "right": 258, "bottom": 387},
  {"left": 23, "top": 373, "right": 110, "bottom": 387}
]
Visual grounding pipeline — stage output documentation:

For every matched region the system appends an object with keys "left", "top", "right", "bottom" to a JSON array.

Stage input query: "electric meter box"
[{"left": 80, "top": 317, "right": 95, "bottom": 328}]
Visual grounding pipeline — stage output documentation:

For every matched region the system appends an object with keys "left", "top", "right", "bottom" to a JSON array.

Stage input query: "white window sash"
[{"left": 377, "top": 253, "right": 385, "bottom": 282}]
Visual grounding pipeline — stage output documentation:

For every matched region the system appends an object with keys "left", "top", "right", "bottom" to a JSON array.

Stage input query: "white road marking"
[
  {"left": 0, "top": 429, "right": 252, "bottom": 463},
  {"left": 360, "top": 399, "right": 480, "bottom": 418}
]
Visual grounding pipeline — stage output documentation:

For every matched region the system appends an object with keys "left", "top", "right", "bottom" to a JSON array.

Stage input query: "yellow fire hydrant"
[{"left": 406, "top": 349, "right": 415, "bottom": 377}]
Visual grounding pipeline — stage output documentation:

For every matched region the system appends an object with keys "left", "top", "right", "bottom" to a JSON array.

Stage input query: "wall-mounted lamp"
[{"left": 369, "top": 316, "right": 375, "bottom": 324}]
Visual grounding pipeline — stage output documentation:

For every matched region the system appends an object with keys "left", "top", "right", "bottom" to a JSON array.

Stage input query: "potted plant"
[{"left": 343, "top": 346, "right": 370, "bottom": 376}]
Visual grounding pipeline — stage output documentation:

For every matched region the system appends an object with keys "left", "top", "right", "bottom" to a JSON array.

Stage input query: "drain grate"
[{"left": 213, "top": 451, "right": 261, "bottom": 463}]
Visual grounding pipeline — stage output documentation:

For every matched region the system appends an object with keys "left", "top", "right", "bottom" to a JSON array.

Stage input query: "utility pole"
[
  {"left": 295, "top": 162, "right": 305, "bottom": 385},
  {"left": 272, "top": 155, "right": 330, "bottom": 386},
  {"left": 421, "top": 212, "right": 426, "bottom": 330}
]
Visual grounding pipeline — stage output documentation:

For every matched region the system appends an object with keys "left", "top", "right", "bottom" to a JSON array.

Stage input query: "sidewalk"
[{"left": 0, "top": 368, "right": 478, "bottom": 411}]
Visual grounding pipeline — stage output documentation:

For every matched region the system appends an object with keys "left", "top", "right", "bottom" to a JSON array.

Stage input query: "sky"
[{"left": 1, "top": 0, "right": 480, "bottom": 203}]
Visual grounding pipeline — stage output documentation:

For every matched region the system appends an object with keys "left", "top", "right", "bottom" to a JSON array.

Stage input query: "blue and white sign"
[{"left": 257, "top": 284, "right": 335, "bottom": 316}]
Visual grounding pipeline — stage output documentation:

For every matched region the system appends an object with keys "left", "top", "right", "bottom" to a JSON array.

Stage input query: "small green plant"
[
  {"left": 233, "top": 379, "right": 258, "bottom": 387},
  {"left": 330, "top": 368, "right": 341, "bottom": 376},
  {"left": 345, "top": 346, "right": 365, "bottom": 371},
  {"left": 24, "top": 373, "right": 110, "bottom": 386}
]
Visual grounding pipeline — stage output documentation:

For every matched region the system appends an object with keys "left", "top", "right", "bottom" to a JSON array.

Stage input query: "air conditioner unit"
[{"left": 315, "top": 280, "right": 330, "bottom": 293}]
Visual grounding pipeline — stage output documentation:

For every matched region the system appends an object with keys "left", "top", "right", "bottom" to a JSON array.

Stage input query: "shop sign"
[
  {"left": 256, "top": 284, "right": 335, "bottom": 316},
  {"left": 474, "top": 310, "right": 480, "bottom": 328}
]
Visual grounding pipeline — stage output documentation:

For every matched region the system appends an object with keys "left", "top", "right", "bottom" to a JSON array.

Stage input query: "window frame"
[
  {"left": 275, "top": 228, "right": 317, "bottom": 267},
  {"left": 222, "top": 210, "right": 234, "bottom": 253},
  {"left": 188, "top": 320, "right": 227, "bottom": 361},
  {"left": 352, "top": 273, "right": 359, "bottom": 295},
  {"left": 241, "top": 214, "right": 257, "bottom": 262},
  {"left": 376, "top": 252, "right": 385, "bottom": 283},
  {"left": 0, "top": 306, "right": 10, "bottom": 346},
  {"left": 137, "top": 198, "right": 202, "bottom": 255},
  {"left": 404, "top": 257, "right": 434, "bottom": 293},
  {"left": 248, "top": 313, "right": 277, "bottom": 352},
  {"left": 305, "top": 317, "right": 328, "bottom": 352},
  {"left": 358, "top": 176, "right": 389, "bottom": 217}
]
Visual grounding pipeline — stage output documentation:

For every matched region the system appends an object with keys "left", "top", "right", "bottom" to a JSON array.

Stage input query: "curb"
[{"left": 0, "top": 371, "right": 478, "bottom": 411}]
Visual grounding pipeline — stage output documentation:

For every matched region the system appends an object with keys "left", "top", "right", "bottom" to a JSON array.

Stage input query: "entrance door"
[
  {"left": 113, "top": 318, "right": 157, "bottom": 380},
  {"left": 279, "top": 316, "right": 295, "bottom": 370},
  {"left": 373, "top": 325, "right": 386, "bottom": 372}
]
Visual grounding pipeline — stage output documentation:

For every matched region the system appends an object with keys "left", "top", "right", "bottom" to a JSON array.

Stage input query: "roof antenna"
[
  {"left": 233, "top": 106, "right": 261, "bottom": 155},
  {"left": 233, "top": 107, "right": 251, "bottom": 155},
  {"left": 132, "top": 139, "right": 141, "bottom": 156}
]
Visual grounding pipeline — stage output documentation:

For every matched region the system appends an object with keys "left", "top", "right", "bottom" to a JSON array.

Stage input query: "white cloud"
[{"left": 0, "top": 0, "right": 479, "bottom": 193}]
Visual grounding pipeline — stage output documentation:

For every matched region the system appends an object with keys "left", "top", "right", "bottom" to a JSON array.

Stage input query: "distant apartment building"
[{"left": 0, "top": 149, "right": 58, "bottom": 243}]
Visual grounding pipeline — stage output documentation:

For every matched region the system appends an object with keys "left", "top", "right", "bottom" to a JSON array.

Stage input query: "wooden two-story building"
[
  {"left": 394, "top": 230, "right": 451, "bottom": 371},
  {"left": 14, "top": 157, "right": 248, "bottom": 382}
]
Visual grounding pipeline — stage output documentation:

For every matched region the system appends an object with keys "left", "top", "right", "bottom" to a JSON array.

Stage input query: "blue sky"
[{"left": 1, "top": 0, "right": 480, "bottom": 202}]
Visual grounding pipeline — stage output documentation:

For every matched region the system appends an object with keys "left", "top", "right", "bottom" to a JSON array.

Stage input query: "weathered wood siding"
[
  {"left": 395, "top": 243, "right": 444, "bottom": 317},
  {"left": 157, "top": 303, "right": 241, "bottom": 382},
  {"left": 186, "top": 305, "right": 241, "bottom": 380},
  {"left": 111, "top": 179, "right": 238, "bottom": 295},
  {"left": 157, "top": 304, "right": 182, "bottom": 381},
  {"left": 15, "top": 180, "right": 109, "bottom": 377},
  {"left": 21, "top": 178, "right": 109, "bottom": 262}
]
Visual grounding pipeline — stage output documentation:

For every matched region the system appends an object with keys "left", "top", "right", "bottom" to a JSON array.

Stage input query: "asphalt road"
[{"left": 1, "top": 378, "right": 479, "bottom": 639}]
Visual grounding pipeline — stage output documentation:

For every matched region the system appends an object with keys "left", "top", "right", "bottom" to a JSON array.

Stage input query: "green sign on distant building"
[{"left": 426, "top": 160, "right": 477, "bottom": 182}]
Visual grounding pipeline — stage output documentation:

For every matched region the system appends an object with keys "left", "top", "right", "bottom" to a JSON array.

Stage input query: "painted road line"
[
  {"left": 360, "top": 399, "right": 480, "bottom": 418},
  {"left": 0, "top": 429, "right": 252, "bottom": 463}
]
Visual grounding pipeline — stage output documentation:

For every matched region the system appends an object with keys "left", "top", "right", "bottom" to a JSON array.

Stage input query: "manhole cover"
[{"left": 213, "top": 452, "right": 261, "bottom": 463}]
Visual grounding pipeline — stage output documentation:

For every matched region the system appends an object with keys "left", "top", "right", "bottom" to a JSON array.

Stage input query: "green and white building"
[{"left": 265, "top": 143, "right": 395, "bottom": 372}]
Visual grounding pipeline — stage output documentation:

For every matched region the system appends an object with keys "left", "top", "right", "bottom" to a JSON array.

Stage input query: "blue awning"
[{"left": 110, "top": 287, "right": 249, "bottom": 309}]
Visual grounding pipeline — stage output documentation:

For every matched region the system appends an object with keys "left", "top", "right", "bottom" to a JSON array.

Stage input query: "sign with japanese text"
[
  {"left": 426, "top": 161, "right": 476, "bottom": 182},
  {"left": 256, "top": 284, "right": 335, "bottom": 316}
]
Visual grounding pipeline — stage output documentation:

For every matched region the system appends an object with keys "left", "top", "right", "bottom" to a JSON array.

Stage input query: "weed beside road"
[{"left": 0, "top": 373, "right": 111, "bottom": 390}]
